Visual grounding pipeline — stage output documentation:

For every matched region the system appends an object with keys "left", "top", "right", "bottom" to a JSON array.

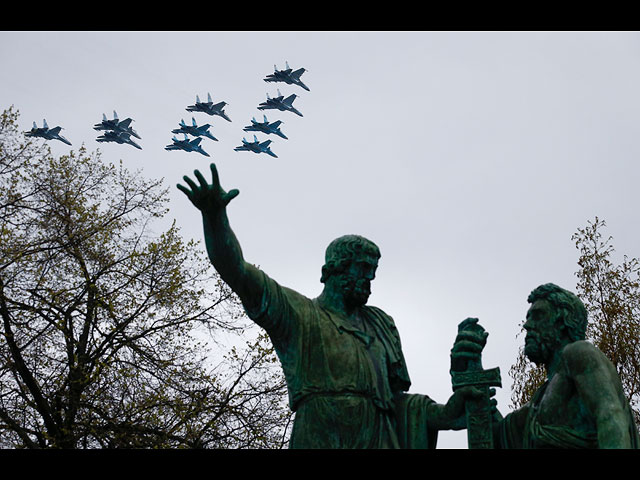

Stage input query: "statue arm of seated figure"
[
  {"left": 563, "top": 340, "right": 635, "bottom": 448},
  {"left": 177, "top": 164, "right": 263, "bottom": 312}
]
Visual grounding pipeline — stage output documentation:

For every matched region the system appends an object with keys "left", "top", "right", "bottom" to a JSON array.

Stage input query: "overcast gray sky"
[{"left": 2, "top": 31, "right": 639, "bottom": 448}]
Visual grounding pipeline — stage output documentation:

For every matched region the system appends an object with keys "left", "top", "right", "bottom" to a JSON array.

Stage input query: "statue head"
[
  {"left": 524, "top": 283, "right": 588, "bottom": 365},
  {"left": 320, "top": 235, "right": 381, "bottom": 308}
]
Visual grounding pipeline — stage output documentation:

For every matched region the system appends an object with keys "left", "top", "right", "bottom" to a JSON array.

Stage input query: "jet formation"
[
  {"left": 264, "top": 61, "right": 310, "bottom": 92},
  {"left": 165, "top": 134, "right": 210, "bottom": 157},
  {"left": 165, "top": 93, "right": 230, "bottom": 157},
  {"left": 234, "top": 61, "right": 309, "bottom": 159},
  {"left": 24, "top": 61, "right": 309, "bottom": 160},
  {"left": 24, "top": 119, "right": 72, "bottom": 145},
  {"left": 94, "top": 111, "right": 142, "bottom": 149},
  {"left": 234, "top": 135, "right": 278, "bottom": 158}
]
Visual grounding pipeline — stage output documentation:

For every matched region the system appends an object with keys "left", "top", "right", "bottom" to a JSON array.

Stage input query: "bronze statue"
[
  {"left": 177, "top": 164, "right": 485, "bottom": 448},
  {"left": 493, "top": 283, "right": 639, "bottom": 448}
]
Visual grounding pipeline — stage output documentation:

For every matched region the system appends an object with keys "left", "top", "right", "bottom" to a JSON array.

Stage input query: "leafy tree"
[
  {"left": 0, "top": 106, "right": 292, "bottom": 448},
  {"left": 509, "top": 217, "right": 640, "bottom": 430}
]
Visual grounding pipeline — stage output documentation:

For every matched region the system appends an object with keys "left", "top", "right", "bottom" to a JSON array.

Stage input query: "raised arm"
[{"left": 177, "top": 163, "right": 263, "bottom": 309}]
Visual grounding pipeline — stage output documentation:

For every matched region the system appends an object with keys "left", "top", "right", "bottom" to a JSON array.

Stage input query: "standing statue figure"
[
  {"left": 491, "top": 283, "right": 639, "bottom": 448},
  {"left": 177, "top": 164, "right": 485, "bottom": 448}
]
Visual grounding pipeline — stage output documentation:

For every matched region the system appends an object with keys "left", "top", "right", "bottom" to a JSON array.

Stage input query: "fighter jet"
[
  {"left": 264, "top": 61, "right": 310, "bottom": 91},
  {"left": 257, "top": 89, "right": 303, "bottom": 117},
  {"left": 242, "top": 115, "right": 288, "bottom": 139},
  {"left": 186, "top": 93, "right": 231, "bottom": 122},
  {"left": 165, "top": 134, "right": 210, "bottom": 157},
  {"left": 171, "top": 117, "right": 218, "bottom": 141},
  {"left": 234, "top": 135, "right": 278, "bottom": 158},
  {"left": 93, "top": 111, "right": 141, "bottom": 139},
  {"left": 96, "top": 130, "right": 142, "bottom": 150},
  {"left": 24, "top": 119, "right": 72, "bottom": 145}
]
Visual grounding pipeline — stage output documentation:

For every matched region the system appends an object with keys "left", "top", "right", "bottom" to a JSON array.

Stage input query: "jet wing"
[
  {"left": 48, "top": 126, "right": 62, "bottom": 135},
  {"left": 283, "top": 94, "right": 297, "bottom": 105},
  {"left": 291, "top": 68, "right": 305, "bottom": 79},
  {"left": 212, "top": 101, "right": 226, "bottom": 109},
  {"left": 118, "top": 118, "right": 133, "bottom": 128}
]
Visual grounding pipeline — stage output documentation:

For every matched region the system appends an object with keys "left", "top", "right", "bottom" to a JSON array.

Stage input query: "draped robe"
[{"left": 243, "top": 269, "right": 437, "bottom": 449}]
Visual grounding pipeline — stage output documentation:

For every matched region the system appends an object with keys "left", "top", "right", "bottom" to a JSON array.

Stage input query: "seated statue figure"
[{"left": 494, "top": 283, "right": 639, "bottom": 448}]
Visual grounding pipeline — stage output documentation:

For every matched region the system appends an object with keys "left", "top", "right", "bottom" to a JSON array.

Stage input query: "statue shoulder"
[
  {"left": 362, "top": 305, "right": 402, "bottom": 338},
  {"left": 562, "top": 340, "right": 613, "bottom": 376},
  {"left": 563, "top": 340, "right": 602, "bottom": 360},
  {"left": 363, "top": 304, "right": 396, "bottom": 324}
]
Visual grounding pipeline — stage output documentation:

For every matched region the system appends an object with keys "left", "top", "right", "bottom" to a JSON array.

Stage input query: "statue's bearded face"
[
  {"left": 338, "top": 255, "right": 378, "bottom": 308},
  {"left": 523, "top": 299, "right": 562, "bottom": 366}
]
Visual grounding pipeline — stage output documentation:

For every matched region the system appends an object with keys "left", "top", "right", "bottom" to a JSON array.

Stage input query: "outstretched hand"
[{"left": 176, "top": 163, "right": 239, "bottom": 214}]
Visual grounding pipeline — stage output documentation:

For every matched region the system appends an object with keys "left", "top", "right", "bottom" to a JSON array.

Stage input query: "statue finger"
[
  {"left": 455, "top": 330, "right": 488, "bottom": 344},
  {"left": 209, "top": 163, "right": 221, "bottom": 187},
  {"left": 223, "top": 189, "right": 240, "bottom": 205},
  {"left": 457, "top": 318, "right": 487, "bottom": 336},
  {"left": 451, "top": 339, "right": 485, "bottom": 353},
  {"left": 182, "top": 175, "right": 198, "bottom": 192},
  {"left": 458, "top": 318, "right": 479, "bottom": 330},
  {"left": 194, "top": 169, "right": 209, "bottom": 190},
  {"left": 450, "top": 351, "right": 482, "bottom": 361},
  {"left": 176, "top": 183, "right": 193, "bottom": 199}
]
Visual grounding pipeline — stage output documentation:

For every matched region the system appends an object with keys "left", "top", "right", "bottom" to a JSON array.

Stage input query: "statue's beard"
[
  {"left": 524, "top": 331, "right": 555, "bottom": 366},
  {"left": 338, "top": 274, "right": 371, "bottom": 307}
]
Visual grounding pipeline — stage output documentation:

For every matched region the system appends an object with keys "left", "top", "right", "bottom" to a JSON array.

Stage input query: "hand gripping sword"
[{"left": 450, "top": 318, "right": 502, "bottom": 449}]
